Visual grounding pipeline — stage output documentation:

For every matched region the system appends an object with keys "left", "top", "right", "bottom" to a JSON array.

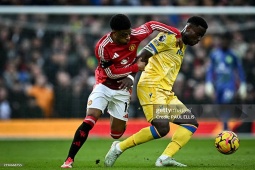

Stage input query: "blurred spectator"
[
  {"left": 8, "top": 81, "right": 28, "bottom": 118},
  {"left": 0, "top": 86, "right": 11, "bottom": 119},
  {"left": 205, "top": 32, "right": 247, "bottom": 130},
  {"left": 23, "top": 96, "right": 44, "bottom": 118},
  {"left": 26, "top": 74, "right": 54, "bottom": 118},
  {"left": 54, "top": 71, "right": 72, "bottom": 118}
]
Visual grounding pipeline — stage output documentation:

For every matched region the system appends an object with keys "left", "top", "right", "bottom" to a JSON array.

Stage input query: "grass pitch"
[{"left": 0, "top": 137, "right": 254, "bottom": 170}]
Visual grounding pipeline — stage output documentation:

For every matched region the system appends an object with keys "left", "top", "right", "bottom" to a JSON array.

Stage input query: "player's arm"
[
  {"left": 233, "top": 53, "right": 245, "bottom": 83},
  {"left": 138, "top": 32, "right": 172, "bottom": 65},
  {"left": 144, "top": 21, "right": 181, "bottom": 38},
  {"left": 137, "top": 49, "right": 153, "bottom": 65},
  {"left": 142, "top": 21, "right": 183, "bottom": 49},
  {"left": 100, "top": 59, "right": 146, "bottom": 79},
  {"left": 233, "top": 53, "right": 247, "bottom": 99},
  {"left": 98, "top": 45, "right": 142, "bottom": 79}
]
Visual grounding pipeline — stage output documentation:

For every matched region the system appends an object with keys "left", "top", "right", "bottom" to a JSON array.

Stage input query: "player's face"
[
  {"left": 182, "top": 24, "right": 206, "bottom": 46},
  {"left": 112, "top": 29, "right": 131, "bottom": 45}
]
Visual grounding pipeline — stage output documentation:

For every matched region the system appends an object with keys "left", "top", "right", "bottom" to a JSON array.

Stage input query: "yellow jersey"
[{"left": 138, "top": 32, "right": 186, "bottom": 91}]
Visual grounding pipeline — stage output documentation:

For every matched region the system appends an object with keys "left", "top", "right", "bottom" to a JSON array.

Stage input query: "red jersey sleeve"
[
  {"left": 133, "top": 21, "right": 181, "bottom": 41},
  {"left": 97, "top": 40, "right": 139, "bottom": 79},
  {"left": 104, "top": 63, "right": 139, "bottom": 79},
  {"left": 145, "top": 21, "right": 181, "bottom": 37}
]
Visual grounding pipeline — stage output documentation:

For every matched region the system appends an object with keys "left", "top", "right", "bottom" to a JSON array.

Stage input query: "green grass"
[{"left": 0, "top": 137, "right": 254, "bottom": 170}]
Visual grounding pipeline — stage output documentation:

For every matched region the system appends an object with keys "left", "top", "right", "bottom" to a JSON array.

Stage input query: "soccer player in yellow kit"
[{"left": 105, "top": 16, "right": 208, "bottom": 167}]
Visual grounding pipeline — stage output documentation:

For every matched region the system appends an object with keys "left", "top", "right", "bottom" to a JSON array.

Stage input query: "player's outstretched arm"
[
  {"left": 100, "top": 60, "right": 144, "bottom": 79},
  {"left": 145, "top": 21, "right": 181, "bottom": 37},
  {"left": 135, "top": 49, "right": 153, "bottom": 71}
]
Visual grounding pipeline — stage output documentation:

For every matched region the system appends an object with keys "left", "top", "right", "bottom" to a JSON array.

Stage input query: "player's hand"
[
  {"left": 137, "top": 57, "right": 146, "bottom": 71},
  {"left": 175, "top": 37, "right": 183, "bottom": 50},
  {"left": 117, "top": 77, "right": 133, "bottom": 90},
  {"left": 238, "top": 83, "right": 247, "bottom": 100},
  {"left": 205, "top": 82, "right": 215, "bottom": 98},
  {"left": 100, "top": 60, "right": 113, "bottom": 69}
]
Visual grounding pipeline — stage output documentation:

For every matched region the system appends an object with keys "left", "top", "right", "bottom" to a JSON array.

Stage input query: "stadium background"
[{"left": 0, "top": 1, "right": 255, "bottom": 139}]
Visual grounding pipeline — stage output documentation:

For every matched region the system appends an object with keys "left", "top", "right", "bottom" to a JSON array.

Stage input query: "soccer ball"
[{"left": 215, "top": 131, "right": 240, "bottom": 155}]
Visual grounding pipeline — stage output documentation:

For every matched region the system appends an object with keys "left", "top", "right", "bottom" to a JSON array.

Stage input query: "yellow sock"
[
  {"left": 119, "top": 126, "right": 160, "bottom": 151},
  {"left": 162, "top": 125, "right": 196, "bottom": 157}
]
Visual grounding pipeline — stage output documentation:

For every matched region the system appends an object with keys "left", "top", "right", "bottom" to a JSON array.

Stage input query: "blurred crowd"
[
  {"left": 0, "top": 7, "right": 255, "bottom": 119},
  {"left": 0, "top": 0, "right": 255, "bottom": 6}
]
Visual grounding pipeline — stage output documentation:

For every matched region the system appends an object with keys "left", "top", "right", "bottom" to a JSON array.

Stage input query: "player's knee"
[
  {"left": 154, "top": 122, "right": 170, "bottom": 137},
  {"left": 156, "top": 126, "right": 170, "bottom": 137},
  {"left": 152, "top": 120, "right": 170, "bottom": 137},
  {"left": 173, "top": 112, "right": 199, "bottom": 127},
  {"left": 110, "top": 130, "right": 125, "bottom": 139}
]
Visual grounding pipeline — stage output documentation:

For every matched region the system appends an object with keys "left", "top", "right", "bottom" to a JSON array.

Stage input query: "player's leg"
[
  {"left": 105, "top": 87, "right": 165, "bottom": 167},
  {"left": 108, "top": 88, "right": 131, "bottom": 139},
  {"left": 218, "top": 88, "right": 235, "bottom": 130},
  {"left": 61, "top": 84, "right": 109, "bottom": 168},
  {"left": 156, "top": 97, "right": 196, "bottom": 167},
  {"left": 104, "top": 89, "right": 131, "bottom": 166},
  {"left": 116, "top": 87, "right": 168, "bottom": 153},
  {"left": 105, "top": 104, "right": 162, "bottom": 167},
  {"left": 110, "top": 116, "right": 127, "bottom": 139}
]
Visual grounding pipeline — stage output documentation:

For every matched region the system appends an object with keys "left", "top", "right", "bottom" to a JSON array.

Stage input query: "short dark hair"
[
  {"left": 187, "top": 16, "right": 208, "bottom": 29},
  {"left": 110, "top": 14, "right": 131, "bottom": 31}
]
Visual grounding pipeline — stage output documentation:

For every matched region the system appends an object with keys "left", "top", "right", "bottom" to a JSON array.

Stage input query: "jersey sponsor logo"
[
  {"left": 121, "top": 58, "right": 129, "bottom": 65},
  {"left": 112, "top": 52, "right": 119, "bottom": 59},
  {"left": 87, "top": 100, "right": 92, "bottom": 106},
  {"left": 129, "top": 44, "right": 136, "bottom": 51}
]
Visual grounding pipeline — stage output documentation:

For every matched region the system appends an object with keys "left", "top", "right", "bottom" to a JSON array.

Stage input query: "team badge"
[
  {"left": 87, "top": 100, "right": 92, "bottom": 106},
  {"left": 129, "top": 44, "right": 136, "bottom": 51},
  {"left": 158, "top": 35, "right": 166, "bottom": 42}
]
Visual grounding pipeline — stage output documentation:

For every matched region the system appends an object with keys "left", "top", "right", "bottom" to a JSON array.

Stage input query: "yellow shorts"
[{"left": 137, "top": 86, "right": 189, "bottom": 122}]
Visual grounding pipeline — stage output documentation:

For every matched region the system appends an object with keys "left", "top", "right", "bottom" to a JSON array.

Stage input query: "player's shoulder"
[
  {"left": 96, "top": 33, "right": 113, "bottom": 48},
  {"left": 152, "top": 32, "right": 176, "bottom": 47}
]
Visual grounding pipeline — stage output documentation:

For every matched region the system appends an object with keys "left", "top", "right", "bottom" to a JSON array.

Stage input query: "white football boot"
[
  {"left": 155, "top": 156, "right": 187, "bottom": 167},
  {"left": 104, "top": 141, "right": 122, "bottom": 167}
]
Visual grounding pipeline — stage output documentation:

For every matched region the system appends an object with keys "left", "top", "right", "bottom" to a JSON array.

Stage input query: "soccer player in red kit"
[{"left": 61, "top": 14, "right": 181, "bottom": 168}]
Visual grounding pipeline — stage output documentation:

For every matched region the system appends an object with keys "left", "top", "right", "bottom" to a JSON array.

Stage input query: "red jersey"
[{"left": 94, "top": 21, "right": 180, "bottom": 90}]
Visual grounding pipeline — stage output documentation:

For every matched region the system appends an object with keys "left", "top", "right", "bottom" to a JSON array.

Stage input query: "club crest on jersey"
[
  {"left": 158, "top": 35, "right": 166, "bottom": 42},
  {"left": 129, "top": 44, "right": 136, "bottom": 51},
  {"left": 121, "top": 58, "right": 128, "bottom": 65},
  {"left": 87, "top": 100, "right": 92, "bottom": 106}
]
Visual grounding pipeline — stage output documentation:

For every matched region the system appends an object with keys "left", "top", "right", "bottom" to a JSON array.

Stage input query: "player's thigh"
[
  {"left": 137, "top": 86, "right": 168, "bottom": 122},
  {"left": 86, "top": 84, "right": 110, "bottom": 117},
  {"left": 108, "top": 89, "right": 131, "bottom": 122},
  {"left": 167, "top": 96, "right": 191, "bottom": 122}
]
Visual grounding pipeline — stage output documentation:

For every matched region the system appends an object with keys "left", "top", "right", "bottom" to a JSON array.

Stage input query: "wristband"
[{"left": 127, "top": 75, "right": 134, "bottom": 83}]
